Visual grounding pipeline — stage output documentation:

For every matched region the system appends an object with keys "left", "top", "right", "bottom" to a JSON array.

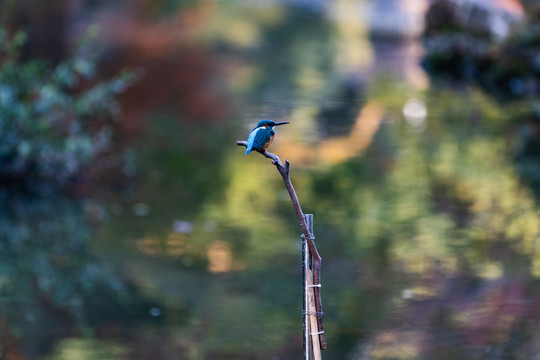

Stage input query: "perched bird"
[{"left": 245, "top": 119, "right": 290, "bottom": 155}]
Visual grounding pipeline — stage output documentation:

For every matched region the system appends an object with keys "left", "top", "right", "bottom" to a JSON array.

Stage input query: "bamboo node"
[{"left": 303, "top": 311, "right": 325, "bottom": 316}]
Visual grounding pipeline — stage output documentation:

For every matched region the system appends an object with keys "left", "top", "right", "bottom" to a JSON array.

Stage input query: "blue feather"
[
  {"left": 245, "top": 127, "right": 274, "bottom": 155},
  {"left": 245, "top": 127, "right": 261, "bottom": 154}
]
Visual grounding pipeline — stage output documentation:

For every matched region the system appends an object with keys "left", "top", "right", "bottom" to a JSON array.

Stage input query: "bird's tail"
[{"left": 245, "top": 145, "right": 253, "bottom": 155}]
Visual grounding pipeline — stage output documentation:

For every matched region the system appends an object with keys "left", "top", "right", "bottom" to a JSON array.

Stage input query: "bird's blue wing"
[
  {"left": 245, "top": 127, "right": 261, "bottom": 154},
  {"left": 245, "top": 127, "right": 273, "bottom": 155},
  {"left": 253, "top": 129, "right": 272, "bottom": 149}
]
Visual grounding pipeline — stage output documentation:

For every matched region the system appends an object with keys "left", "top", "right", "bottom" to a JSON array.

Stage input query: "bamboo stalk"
[
  {"left": 303, "top": 232, "right": 310, "bottom": 359},
  {"left": 306, "top": 268, "right": 322, "bottom": 360},
  {"left": 304, "top": 214, "right": 322, "bottom": 360}
]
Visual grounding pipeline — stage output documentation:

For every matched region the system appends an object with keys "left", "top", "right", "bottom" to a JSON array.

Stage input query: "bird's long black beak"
[{"left": 274, "top": 121, "right": 290, "bottom": 126}]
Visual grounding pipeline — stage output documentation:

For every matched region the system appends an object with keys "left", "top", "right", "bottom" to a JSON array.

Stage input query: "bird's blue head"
[{"left": 256, "top": 119, "right": 290, "bottom": 129}]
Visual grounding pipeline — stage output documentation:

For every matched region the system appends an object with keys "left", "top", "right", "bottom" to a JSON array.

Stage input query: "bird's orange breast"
[{"left": 261, "top": 133, "right": 275, "bottom": 150}]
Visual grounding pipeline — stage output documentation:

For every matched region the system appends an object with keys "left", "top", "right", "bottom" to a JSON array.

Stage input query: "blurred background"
[{"left": 2, "top": 0, "right": 540, "bottom": 359}]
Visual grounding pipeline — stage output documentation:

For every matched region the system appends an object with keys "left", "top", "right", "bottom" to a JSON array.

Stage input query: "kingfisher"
[{"left": 245, "top": 119, "right": 290, "bottom": 155}]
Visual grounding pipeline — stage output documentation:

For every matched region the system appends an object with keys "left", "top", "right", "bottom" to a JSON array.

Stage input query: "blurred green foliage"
[
  {"left": 0, "top": 24, "right": 156, "bottom": 357},
  {"left": 0, "top": 27, "right": 135, "bottom": 192},
  {"left": 0, "top": 194, "right": 158, "bottom": 335}
]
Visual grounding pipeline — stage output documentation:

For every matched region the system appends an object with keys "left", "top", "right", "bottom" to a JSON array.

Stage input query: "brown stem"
[{"left": 236, "top": 140, "right": 327, "bottom": 350}]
